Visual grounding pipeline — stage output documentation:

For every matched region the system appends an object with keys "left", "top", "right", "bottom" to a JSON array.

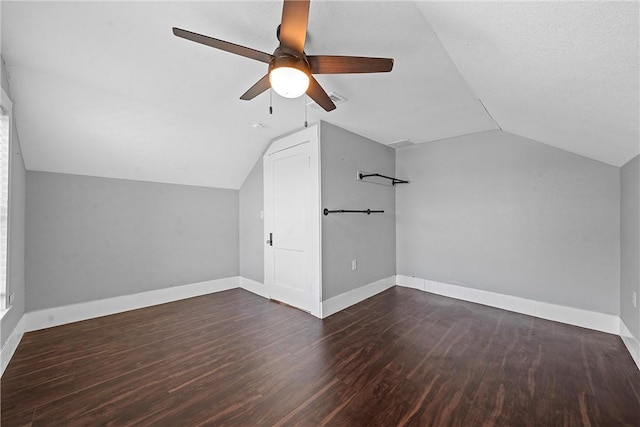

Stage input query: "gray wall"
[
  {"left": 239, "top": 158, "right": 263, "bottom": 283},
  {"left": 321, "top": 122, "right": 396, "bottom": 300},
  {"left": 1, "top": 56, "right": 27, "bottom": 348},
  {"left": 26, "top": 171, "right": 238, "bottom": 311},
  {"left": 621, "top": 155, "right": 639, "bottom": 338},
  {"left": 396, "top": 130, "right": 620, "bottom": 315}
]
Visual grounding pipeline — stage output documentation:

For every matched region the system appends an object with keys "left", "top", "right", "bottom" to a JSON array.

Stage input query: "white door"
[{"left": 264, "top": 126, "right": 321, "bottom": 317}]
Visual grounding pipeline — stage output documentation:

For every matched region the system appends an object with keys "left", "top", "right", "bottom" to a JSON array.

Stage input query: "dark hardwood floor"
[{"left": 2, "top": 286, "right": 639, "bottom": 426}]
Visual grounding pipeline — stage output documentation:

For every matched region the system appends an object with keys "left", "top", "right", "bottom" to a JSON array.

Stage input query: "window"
[{"left": 0, "top": 89, "right": 11, "bottom": 311}]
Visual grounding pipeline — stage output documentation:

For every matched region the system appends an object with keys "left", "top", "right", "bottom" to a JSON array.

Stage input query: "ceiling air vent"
[
  {"left": 307, "top": 92, "right": 347, "bottom": 110},
  {"left": 386, "top": 139, "right": 414, "bottom": 149}
]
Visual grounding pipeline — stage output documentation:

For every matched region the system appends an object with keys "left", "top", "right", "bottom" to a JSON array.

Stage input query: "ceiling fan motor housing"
[{"left": 269, "top": 53, "right": 310, "bottom": 75}]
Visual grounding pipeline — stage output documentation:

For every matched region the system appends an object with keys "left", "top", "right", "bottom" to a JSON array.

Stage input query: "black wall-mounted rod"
[
  {"left": 324, "top": 208, "right": 384, "bottom": 216},
  {"left": 359, "top": 173, "right": 408, "bottom": 185}
]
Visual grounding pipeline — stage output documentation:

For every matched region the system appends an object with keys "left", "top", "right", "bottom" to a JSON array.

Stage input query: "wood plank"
[{"left": 2, "top": 287, "right": 638, "bottom": 425}]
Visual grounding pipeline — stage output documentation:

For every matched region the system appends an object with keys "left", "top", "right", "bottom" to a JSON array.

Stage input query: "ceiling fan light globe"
[{"left": 269, "top": 66, "right": 310, "bottom": 98}]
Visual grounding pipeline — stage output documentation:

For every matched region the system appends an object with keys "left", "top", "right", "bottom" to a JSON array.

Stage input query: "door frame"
[{"left": 264, "top": 125, "right": 322, "bottom": 318}]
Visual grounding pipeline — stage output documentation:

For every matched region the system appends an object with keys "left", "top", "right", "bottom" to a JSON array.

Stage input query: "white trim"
[
  {"left": 266, "top": 126, "right": 317, "bottom": 155},
  {"left": 2, "top": 275, "right": 637, "bottom": 375},
  {"left": 620, "top": 318, "right": 640, "bottom": 371},
  {"left": 0, "top": 87, "right": 12, "bottom": 312},
  {"left": 322, "top": 276, "right": 396, "bottom": 318},
  {"left": 264, "top": 125, "right": 322, "bottom": 318},
  {"left": 395, "top": 274, "right": 424, "bottom": 291},
  {"left": 315, "top": 124, "right": 323, "bottom": 318},
  {"left": 239, "top": 277, "right": 269, "bottom": 299},
  {"left": 24, "top": 277, "right": 239, "bottom": 332},
  {"left": 396, "top": 275, "right": 620, "bottom": 335},
  {"left": 1, "top": 313, "right": 24, "bottom": 377}
]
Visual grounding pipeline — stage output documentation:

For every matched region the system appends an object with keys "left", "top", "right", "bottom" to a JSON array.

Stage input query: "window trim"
[{"left": 0, "top": 87, "right": 12, "bottom": 313}]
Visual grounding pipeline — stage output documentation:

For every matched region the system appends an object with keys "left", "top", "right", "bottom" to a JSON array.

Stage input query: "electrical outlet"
[
  {"left": 351, "top": 260, "right": 357, "bottom": 271},
  {"left": 633, "top": 291, "right": 637, "bottom": 309},
  {"left": 8, "top": 292, "right": 14, "bottom": 305}
]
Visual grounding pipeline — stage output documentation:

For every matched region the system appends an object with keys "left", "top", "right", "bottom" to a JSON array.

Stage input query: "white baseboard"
[
  {"left": 4, "top": 274, "right": 635, "bottom": 376},
  {"left": 396, "top": 275, "right": 620, "bottom": 335},
  {"left": 1, "top": 314, "right": 25, "bottom": 377},
  {"left": 322, "top": 276, "right": 396, "bottom": 318},
  {"left": 396, "top": 275, "right": 424, "bottom": 291},
  {"left": 239, "top": 277, "right": 269, "bottom": 299},
  {"left": 24, "top": 276, "right": 240, "bottom": 332},
  {"left": 620, "top": 318, "right": 640, "bottom": 371}
]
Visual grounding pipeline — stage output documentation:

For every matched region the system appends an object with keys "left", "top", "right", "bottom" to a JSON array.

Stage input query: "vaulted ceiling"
[
  {"left": 1, "top": 1, "right": 638, "bottom": 189},
  {"left": 416, "top": 1, "right": 639, "bottom": 167}
]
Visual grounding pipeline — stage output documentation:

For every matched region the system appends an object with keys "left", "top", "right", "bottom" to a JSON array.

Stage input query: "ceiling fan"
[{"left": 172, "top": 0, "right": 394, "bottom": 112}]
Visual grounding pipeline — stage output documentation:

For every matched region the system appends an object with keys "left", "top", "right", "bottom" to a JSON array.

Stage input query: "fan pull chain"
[
  {"left": 304, "top": 96, "right": 308, "bottom": 128},
  {"left": 269, "top": 89, "right": 273, "bottom": 115}
]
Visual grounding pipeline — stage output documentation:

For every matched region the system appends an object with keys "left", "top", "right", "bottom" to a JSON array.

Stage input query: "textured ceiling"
[
  {"left": 2, "top": 2, "right": 637, "bottom": 190},
  {"left": 1, "top": 1, "right": 495, "bottom": 189},
  {"left": 417, "top": 1, "right": 639, "bottom": 167}
]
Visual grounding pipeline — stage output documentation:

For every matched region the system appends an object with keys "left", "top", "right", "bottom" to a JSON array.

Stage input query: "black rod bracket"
[
  {"left": 324, "top": 208, "right": 384, "bottom": 216},
  {"left": 358, "top": 172, "right": 408, "bottom": 186}
]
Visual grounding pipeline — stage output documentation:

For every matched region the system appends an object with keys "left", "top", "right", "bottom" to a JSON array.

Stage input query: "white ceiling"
[
  {"left": 416, "top": 1, "right": 639, "bottom": 167},
  {"left": 1, "top": 2, "right": 637, "bottom": 190},
  {"left": 1, "top": 1, "right": 496, "bottom": 189}
]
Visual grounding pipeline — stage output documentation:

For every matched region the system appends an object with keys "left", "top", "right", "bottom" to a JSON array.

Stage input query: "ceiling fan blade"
[
  {"left": 308, "top": 56, "right": 394, "bottom": 74},
  {"left": 306, "top": 77, "right": 336, "bottom": 112},
  {"left": 240, "top": 75, "right": 271, "bottom": 100},
  {"left": 279, "top": 0, "right": 310, "bottom": 53},
  {"left": 173, "top": 28, "right": 273, "bottom": 64}
]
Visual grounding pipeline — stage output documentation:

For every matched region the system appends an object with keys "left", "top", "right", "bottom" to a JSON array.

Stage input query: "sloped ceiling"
[
  {"left": 1, "top": 1, "right": 496, "bottom": 189},
  {"left": 2, "top": 2, "right": 637, "bottom": 190},
  {"left": 417, "top": 1, "right": 639, "bottom": 167}
]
